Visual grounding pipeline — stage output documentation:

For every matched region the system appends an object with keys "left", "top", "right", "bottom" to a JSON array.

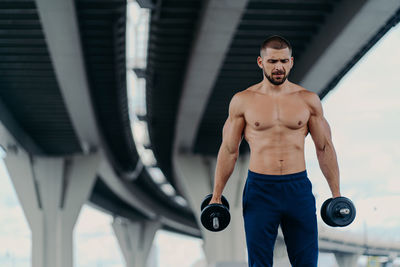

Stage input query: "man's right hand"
[{"left": 208, "top": 196, "right": 223, "bottom": 205}]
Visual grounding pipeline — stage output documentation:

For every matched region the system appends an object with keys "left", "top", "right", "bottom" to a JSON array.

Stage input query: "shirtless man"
[{"left": 208, "top": 35, "right": 341, "bottom": 266}]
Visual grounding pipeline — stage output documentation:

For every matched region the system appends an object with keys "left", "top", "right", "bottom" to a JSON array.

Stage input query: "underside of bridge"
[
  {"left": 0, "top": 0, "right": 399, "bottom": 247},
  {"left": 0, "top": 0, "right": 198, "bottom": 238}
]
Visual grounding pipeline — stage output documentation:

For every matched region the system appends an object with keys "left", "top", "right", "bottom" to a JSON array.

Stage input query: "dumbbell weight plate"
[
  {"left": 326, "top": 197, "right": 356, "bottom": 227},
  {"left": 200, "top": 204, "right": 231, "bottom": 232},
  {"left": 200, "top": 194, "right": 230, "bottom": 211},
  {"left": 320, "top": 198, "right": 335, "bottom": 227}
]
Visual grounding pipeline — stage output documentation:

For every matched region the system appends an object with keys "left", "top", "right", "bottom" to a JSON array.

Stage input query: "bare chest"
[{"left": 244, "top": 96, "right": 310, "bottom": 130}]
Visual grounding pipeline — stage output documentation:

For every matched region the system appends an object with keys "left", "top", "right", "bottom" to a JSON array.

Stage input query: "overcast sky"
[
  {"left": 305, "top": 21, "right": 400, "bottom": 241},
  {"left": 0, "top": 16, "right": 399, "bottom": 267}
]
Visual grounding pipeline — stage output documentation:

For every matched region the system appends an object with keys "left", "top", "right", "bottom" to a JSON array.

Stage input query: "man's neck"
[{"left": 259, "top": 79, "right": 291, "bottom": 95}]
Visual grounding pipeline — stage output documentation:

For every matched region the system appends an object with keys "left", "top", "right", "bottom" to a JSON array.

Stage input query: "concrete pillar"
[
  {"left": 173, "top": 153, "right": 248, "bottom": 266},
  {"left": 3, "top": 147, "right": 100, "bottom": 267},
  {"left": 334, "top": 252, "right": 360, "bottom": 267},
  {"left": 209, "top": 263, "right": 247, "bottom": 267},
  {"left": 192, "top": 258, "right": 207, "bottom": 267},
  {"left": 382, "top": 253, "right": 398, "bottom": 267},
  {"left": 112, "top": 217, "right": 161, "bottom": 267},
  {"left": 146, "top": 243, "right": 159, "bottom": 267},
  {"left": 273, "top": 233, "right": 291, "bottom": 267}
]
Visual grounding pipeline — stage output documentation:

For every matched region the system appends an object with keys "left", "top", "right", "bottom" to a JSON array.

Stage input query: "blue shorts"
[{"left": 242, "top": 169, "right": 318, "bottom": 267}]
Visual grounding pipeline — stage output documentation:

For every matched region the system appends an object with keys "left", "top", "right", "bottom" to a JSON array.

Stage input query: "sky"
[
  {"left": 305, "top": 21, "right": 400, "bottom": 240},
  {"left": 0, "top": 11, "right": 399, "bottom": 267}
]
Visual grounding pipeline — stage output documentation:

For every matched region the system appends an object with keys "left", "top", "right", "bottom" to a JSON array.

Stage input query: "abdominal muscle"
[{"left": 245, "top": 128, "right": 307, "bottom": 175}]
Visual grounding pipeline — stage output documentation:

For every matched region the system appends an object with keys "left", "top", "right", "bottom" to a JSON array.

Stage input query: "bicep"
[{"left": 308, "top": 114, "right": 332, "bottom": 151}]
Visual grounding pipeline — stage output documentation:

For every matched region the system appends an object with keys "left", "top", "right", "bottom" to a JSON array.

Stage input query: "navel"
[
  {"left": 298, "top": 121, "right": 302, "bottom": 125},
  {"left": 255, "top": 122, "right": 260, "bottom": 127}
]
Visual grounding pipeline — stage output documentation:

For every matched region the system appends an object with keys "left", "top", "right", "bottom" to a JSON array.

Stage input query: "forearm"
[
  {"left": 212, "top": 144, "right": 238, "bottom": 201},
  {"left": 316, "top": 141, "right": 341, "bottom": 198}
]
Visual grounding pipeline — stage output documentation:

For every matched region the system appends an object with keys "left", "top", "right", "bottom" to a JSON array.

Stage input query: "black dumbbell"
[
  {"left": 200, "top": 194, "right": 231, "bottom": 232},
  {"left": 321, "top": 196, "right": 356, "bottom": 227}
]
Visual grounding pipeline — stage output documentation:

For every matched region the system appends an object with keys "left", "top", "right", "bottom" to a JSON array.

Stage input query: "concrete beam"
[
  {"left": 136, "top": 0, "right": 155, "bottom": 9},
  {"left": 0, "top": 96, "right": 43, "bottom": 154},
  {"left": 98, "top": 158, "right": 201, "bottom": 237},
  {"left": 318, "top": 225, "right": 400, "bottom": 255},
  {"left": 291, "top": 0, "right": 400, "bottom": 95},
  {"left": 97, "top": 159, "right": 159, "bottom": 219},
  {"left": 173, "top": 0, "right": 249, "bottom": 154},
  {"left": 34, "top": 0, "right": 100, "bottom": 152}
]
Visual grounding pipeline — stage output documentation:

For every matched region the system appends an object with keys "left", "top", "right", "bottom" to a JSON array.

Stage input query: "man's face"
[{"left": 257, "top": 47, "right": 294, "bottom": 85}]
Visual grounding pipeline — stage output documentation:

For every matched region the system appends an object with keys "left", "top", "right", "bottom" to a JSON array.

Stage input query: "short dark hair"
[{"left": 260, "top": 35, "right": 292, "bottom": 57}]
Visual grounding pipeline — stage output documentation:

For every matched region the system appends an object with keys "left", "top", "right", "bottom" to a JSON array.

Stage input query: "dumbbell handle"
[
  {"left": 213, "top": 217, "right": 219, "bottom": 229},
  {"left": 339, "top": 208, "right": 350, "bottom": 216}
]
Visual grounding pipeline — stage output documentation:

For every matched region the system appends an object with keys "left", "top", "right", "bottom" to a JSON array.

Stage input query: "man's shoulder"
[
  {"left": 294, "top": 86, "right": 320, "bottom": 104},
  {"left": 228, "top": 86, "right": 256, "bottom": 115},
  {"left": 294, "top": 86, "right": 322, "bottom": 115},
  {"left": 234, "top": 83, "right": 261, "bottom": 99},
  {"left": 231, "top": 86, "right": 255, "bottom": 102}
]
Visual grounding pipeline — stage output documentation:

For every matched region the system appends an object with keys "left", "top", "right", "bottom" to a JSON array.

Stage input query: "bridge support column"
[
  {"left": 4, "top": 148, "right": 100, "bottom": 267},
  {"left": 174, "top": 153, "right": 249, "bottom": 266},
  {"left": 382, "top": 253, "right": 398, "bottom": 267},
  {"left": 273, "top": 234, "right": 291, "bottom": 266},
  {"left": 112, "top": 217, "right": 161, "bottom": 267},
  {"left": 208, "top": 263, "right": 246, "bottom": 267},
  {"left": 334, "top": 252, "right": 360, "bottom": 267}
]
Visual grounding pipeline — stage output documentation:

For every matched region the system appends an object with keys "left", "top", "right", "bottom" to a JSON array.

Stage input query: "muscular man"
[{"left": 209, "top": 35, "right": 341, "bottom": 266}]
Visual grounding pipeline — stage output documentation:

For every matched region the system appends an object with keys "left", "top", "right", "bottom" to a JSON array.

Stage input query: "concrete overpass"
[{"left": 0, "top": 0, "right": 399, "bottom": 266}]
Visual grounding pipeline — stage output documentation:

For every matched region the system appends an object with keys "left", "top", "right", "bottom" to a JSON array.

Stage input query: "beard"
[{"left": 264, "top": 69, "right": 288, "bottom": 85}]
